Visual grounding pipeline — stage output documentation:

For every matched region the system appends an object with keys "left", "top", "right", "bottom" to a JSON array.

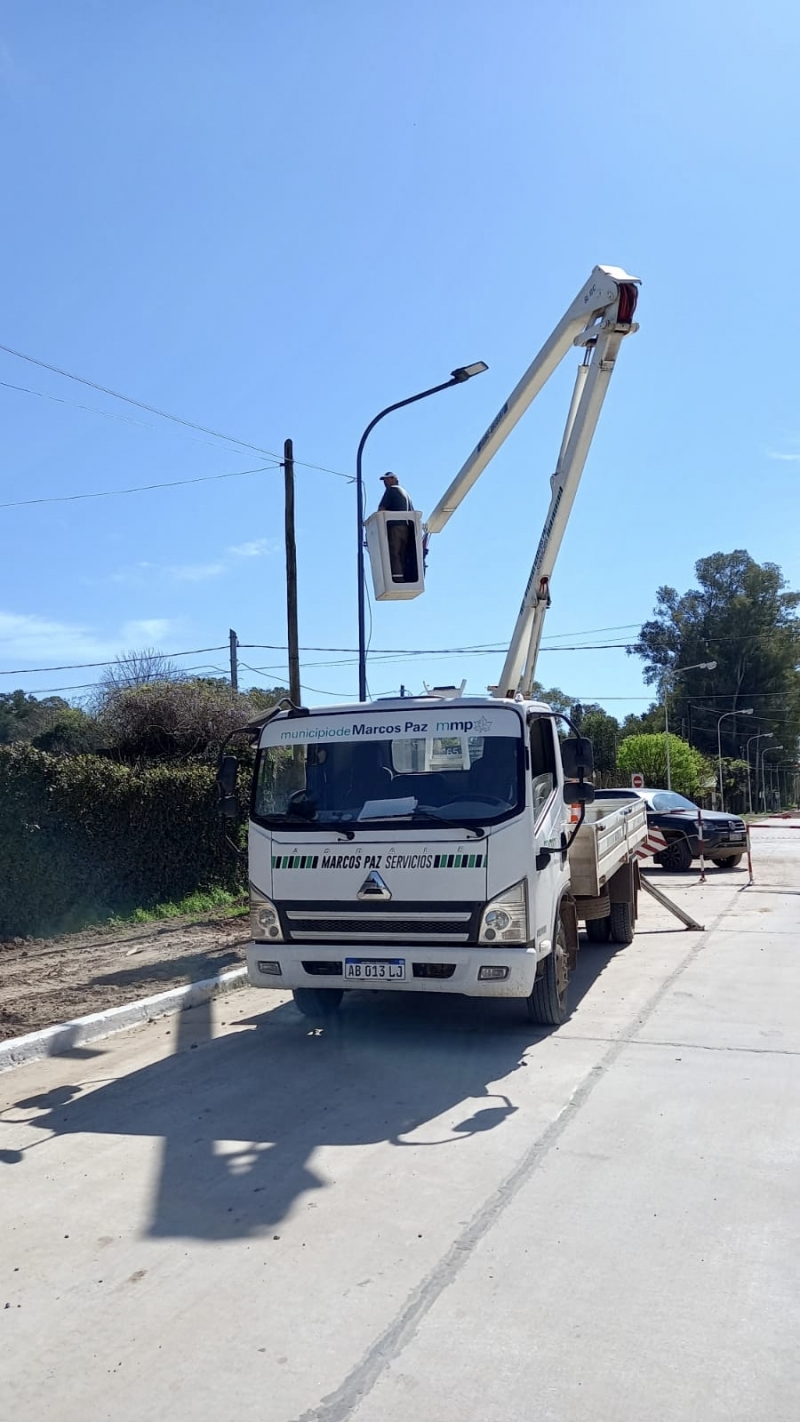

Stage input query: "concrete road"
[{"left": 2, "top": 832, "right": 799, "bottom": 1421}]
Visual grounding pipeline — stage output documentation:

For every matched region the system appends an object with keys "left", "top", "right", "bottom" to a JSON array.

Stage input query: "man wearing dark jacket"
[
  {"left": 378, "top": 471, "right": 414, "bottom": 513},
  {"left": 378, "top": 473, "right": 416, "bottom": 580}
]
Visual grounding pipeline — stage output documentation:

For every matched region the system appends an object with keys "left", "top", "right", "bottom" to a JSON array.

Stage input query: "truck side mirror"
[
  {"left": 563, "top": 780, "right": 595, "bottom": 806},
  {"left": 561, "top": 736, "right": 594, "bottom": 778},
  {"left": 217, "top": 755, "right": 239, "bottom": 819}
]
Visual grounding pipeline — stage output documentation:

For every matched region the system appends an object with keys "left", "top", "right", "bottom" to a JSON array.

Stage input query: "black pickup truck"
[{"left": 598, "top": 788, "right": 747, "bottom": 872}]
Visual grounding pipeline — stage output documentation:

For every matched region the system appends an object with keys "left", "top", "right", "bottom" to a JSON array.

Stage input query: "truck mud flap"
[
  {"left": 608, "top": 859, "right": 636, "bottom": 907},
  {"left": 560, "top": 897, "right": 580, "bottom": 971}
]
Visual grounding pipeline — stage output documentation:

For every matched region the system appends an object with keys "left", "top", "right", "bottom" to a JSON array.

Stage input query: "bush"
[
  {"left": 617, "top": 733, "right": 714, "bottom": 798},
  {"left": 31, "top": 707, "right": 105, "bottom": 756},
  {"left": 0, "top": 745, "right": 244, "bottom": 937},
  {"left": 98, "top": 678, "right": 285, "bottom": 763}
]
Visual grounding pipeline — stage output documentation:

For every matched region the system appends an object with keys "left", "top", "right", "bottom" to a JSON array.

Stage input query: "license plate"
[
  {"left": 344, "top": 957, "right": 405, "bottom": 982},
  {"left": 729, "top": 834, "right": 746, "bottom": 843}
]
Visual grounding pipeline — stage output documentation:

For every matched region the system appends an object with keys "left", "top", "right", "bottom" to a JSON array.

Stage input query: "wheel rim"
[{"left": 664, "top": 841, "right": 687, "bottom": 870}]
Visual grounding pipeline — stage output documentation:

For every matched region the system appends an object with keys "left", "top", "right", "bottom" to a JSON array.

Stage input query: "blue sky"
[{"left": 2, "top": 1, "right": 798, "bottom": 715}]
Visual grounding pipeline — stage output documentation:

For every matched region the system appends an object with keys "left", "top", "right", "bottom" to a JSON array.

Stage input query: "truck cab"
[{"left": 244, "top": 695, "right": 581, "bottom": 1024}]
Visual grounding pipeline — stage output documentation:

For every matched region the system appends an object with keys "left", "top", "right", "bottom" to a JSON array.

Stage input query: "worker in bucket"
[{"left": 378, "top": 472, "right": 416, "bottom": 581}]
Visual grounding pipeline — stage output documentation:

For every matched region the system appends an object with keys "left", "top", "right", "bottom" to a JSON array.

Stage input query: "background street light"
[
  {"left": 663, "top": 660, "right": 717, "bottom": 790},
  {"left": 355, "top": 362, "right": 488, "bottom": 701},
  {"left": 717, "top": 707, "right": 753, "bottom": 811},
  {"left": 772, "top": 760, "right": 798, "bottom": 808},
  {"left": 745, "top": 731, "right": 772, "bottom": 815},
  {"left": 761, "top": 745, "right": 783, "bottom": 813}
]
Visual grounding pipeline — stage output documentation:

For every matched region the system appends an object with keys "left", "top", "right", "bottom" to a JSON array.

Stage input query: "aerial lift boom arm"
[{"left": 424, "top": 265, "right": 639, "bottom": 699}]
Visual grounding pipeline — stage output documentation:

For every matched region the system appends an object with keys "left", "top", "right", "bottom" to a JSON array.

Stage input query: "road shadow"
[
  {"left": 90, "top": 949, "right": 242, "bottom": 990},
  {"left": 5, "top": 943, "right": 616, "bottom": 1240},
  {"left": 739, "top": 887, "right": 800, "bottom": 896}
]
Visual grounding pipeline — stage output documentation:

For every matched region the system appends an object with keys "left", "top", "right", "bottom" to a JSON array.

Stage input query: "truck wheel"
[
  {"left": 292, "top": 988, "right": 344, "bottom": 1019},
  {"left": 527, "top": 923, "right": 569, "bottom": 1026},
  {"left": 655, "top": 838, "right": 692, "bottom": 873},
  {"left": 609, "top": 900, "right": 635, "bottom": 945},
  {"left": 711, "top": 854, "right": 743, "bottom": 869},
  {"left": 585, "top": 917, "right": 611, "bottom": 944}
]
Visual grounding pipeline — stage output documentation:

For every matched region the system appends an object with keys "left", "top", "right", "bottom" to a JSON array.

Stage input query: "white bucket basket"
[{"left": 365, "top": 510, "right": 425, "bottom": 600}]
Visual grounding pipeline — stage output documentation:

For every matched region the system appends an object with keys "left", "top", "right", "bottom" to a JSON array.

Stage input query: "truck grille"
[{"left": 284, "top": 908, "right": 472, "bottom": 944}]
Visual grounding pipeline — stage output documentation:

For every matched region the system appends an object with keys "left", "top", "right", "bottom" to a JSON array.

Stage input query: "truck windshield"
[{"left": 253, "top": 731, "right": 523, "bottom": 829}]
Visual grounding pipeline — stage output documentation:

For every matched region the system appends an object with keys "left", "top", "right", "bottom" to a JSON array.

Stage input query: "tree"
[
  {"left": 718, "top": 757, "right": 750, "bottom": 811},
  {"left": 576, "top": 705, "right": 620, "bottom": 776},
  {"left": 31, "top": 707, "right": 105, "bottom": 756},
  {"left": 0, "top": 690, "right": 70, "bottom": 745},
  {"left": 617, "top": 733, "right": 714, "bottom": 798},
  {"left": 621, "top": 704, "right": 664, "bottom": 739},
  {"left": 633, "top": 552, "right": 800, "bottom": 763},
  {"left": 529, "top": 681, "right": 573, "bottom": 719},
  {"left": 245, "top": 686, "right": 292, "bottom": 712},
  {"left": 99, "top": 678, "right": 288, "bottom": 762},
  {"left": 94, "top": 647, "right": 184, "bottom": 708}
]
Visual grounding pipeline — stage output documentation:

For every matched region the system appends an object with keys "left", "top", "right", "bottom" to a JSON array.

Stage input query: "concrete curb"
[{"left": 0, "top": 966, "right": 248, "bottom": 1074}]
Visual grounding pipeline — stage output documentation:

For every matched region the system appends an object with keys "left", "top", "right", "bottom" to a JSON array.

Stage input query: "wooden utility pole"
[
  {"left": 229, "top": 628, "right": 238, "bottom": 692},
  {"left": 283, "top": 439, "right": 301, "bottom": 705}
]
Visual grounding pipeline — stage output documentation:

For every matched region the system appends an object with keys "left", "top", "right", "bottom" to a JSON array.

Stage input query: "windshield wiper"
[{"left": 409, "top": 810, "right": 485, "bottom": 839}]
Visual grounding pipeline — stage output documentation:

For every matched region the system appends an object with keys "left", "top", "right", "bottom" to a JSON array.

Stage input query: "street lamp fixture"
[
  {"left": 355, "top": 361, "right": 488, "bottom": 701},
  {"left": 717, "top": 707, "right": 754, "bottom": 811},
  {"left": 663, "top": 660, "right": 717, "bottom": 790},
  {"left": 451, "top": 362, "right": 489, "bottom": 383}
]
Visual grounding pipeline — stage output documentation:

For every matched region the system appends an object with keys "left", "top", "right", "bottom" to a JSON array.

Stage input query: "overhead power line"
[
  {"left": 0, "top": 342, "right": 279, "bottom": 460},
  {"left": 0, "top": 377, "right": 244, "bottom": 452},
  {"left": 0, "top": 347, "right": 353, "bottom": 482},
  {"left": 0, "top": 463, "right": 280, "bottom": 509},
  {"left": 0, "top": 637, "right": 638, "bottom": 679},
  {"left": 0, "top": 645, "right": 229, "bottom": 676}
]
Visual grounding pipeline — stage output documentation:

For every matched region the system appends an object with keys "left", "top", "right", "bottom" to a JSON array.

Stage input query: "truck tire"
[
  {"left": 655, "top": 837, "right": 692, "bottom": 873},
  {"left": 585, "top": 916, "right": 611, "bottom": 944},
  {"left": 527, "top": 922, "right": 569, "bottom": 1026},
  {"left": 609, "top": 900, "right": 635, "bottom": 945},
  {"left": 711, "top": 854, "right": 743, "bottom": 869},
  {"left": 292, "top": 988, "right": 344, "bottom": 1019}
]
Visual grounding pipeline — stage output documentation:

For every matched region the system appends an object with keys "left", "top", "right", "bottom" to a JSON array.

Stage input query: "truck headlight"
[
  {"left": 478, "top": 881, "right": 527, "bottom": 944},
  {"left": 250, "top": 890, "right": 283, "bottom": 942}
]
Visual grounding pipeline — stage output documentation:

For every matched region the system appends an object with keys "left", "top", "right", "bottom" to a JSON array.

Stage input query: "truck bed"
[{"left": 567, "top": 794, "right": 648, "bottom": 899}]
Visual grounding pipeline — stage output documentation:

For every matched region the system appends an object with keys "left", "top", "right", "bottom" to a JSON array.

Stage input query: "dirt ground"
[
  {"left": 3, "top": 817, "right": 796, "bottom": 1042},
  {"left": 0, "top": 912, "right": 250, "bottom": 1041}
]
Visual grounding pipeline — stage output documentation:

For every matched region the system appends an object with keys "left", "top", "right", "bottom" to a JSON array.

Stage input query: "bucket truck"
[{"left": 219, "top": 266, "right": 647, "bottom": 1026}]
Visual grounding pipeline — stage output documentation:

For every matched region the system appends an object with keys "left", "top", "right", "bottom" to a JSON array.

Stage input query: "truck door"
[{"left": 529, "top": 716, "right": 566, "bottom": 947}]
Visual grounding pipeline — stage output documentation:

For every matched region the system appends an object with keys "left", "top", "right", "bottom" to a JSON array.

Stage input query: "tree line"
[{"left": 2, "top": 549, "right": 798, "bottom": 803}]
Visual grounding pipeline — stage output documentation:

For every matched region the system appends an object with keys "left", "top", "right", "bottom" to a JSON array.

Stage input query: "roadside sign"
[{"left": 631, "top": 772, "right": 645, "bottom": 790}]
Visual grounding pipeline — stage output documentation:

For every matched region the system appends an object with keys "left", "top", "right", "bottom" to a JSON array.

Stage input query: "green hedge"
[{"left": 0, "top": 746, "right": 244, "bottom": 937}]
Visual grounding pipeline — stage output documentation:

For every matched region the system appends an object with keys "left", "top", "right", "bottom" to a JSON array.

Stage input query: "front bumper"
[
  {"left": 661, "top": 829, "right": 747, "bottom": 860},
  {"left": 704, "top": 840, "right": 747, "bottom": 860},
  {"left": 246, "top": 941, "right": 540, "bottom": 998}
]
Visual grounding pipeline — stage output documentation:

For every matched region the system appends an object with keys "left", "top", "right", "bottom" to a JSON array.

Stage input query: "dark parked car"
[{"left": 596, "top": 788, "right": 747, "bottom": 872}]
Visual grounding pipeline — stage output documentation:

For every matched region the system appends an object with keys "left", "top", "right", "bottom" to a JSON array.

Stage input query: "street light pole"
[
  {"left": 663, "top": 660, "right": 717, "bottom": 791},
  {"left": 760, "top": 745, "right": 783, "bottom": 813},
  {"left": 355, "top": 362, "right": 488, "bottom": 702},
  {"left": 745, "top": 731, "right": 772, "bottom": 815},
  {"left": 717, "top": 707, "right": 753, "bottom": 811}
]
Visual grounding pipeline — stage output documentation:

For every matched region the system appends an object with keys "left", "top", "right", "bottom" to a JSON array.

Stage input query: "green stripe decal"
[
  {"left": 272, "top": 853, "right": 482, "bottom": 870},
  {"left": 433, "top": 853, "right": 483, "bottom": 869}
]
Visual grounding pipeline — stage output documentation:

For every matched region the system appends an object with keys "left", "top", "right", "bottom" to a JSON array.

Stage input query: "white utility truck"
[{"left": 219, "top": 266, "right": 646, "bottom": 1025}]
